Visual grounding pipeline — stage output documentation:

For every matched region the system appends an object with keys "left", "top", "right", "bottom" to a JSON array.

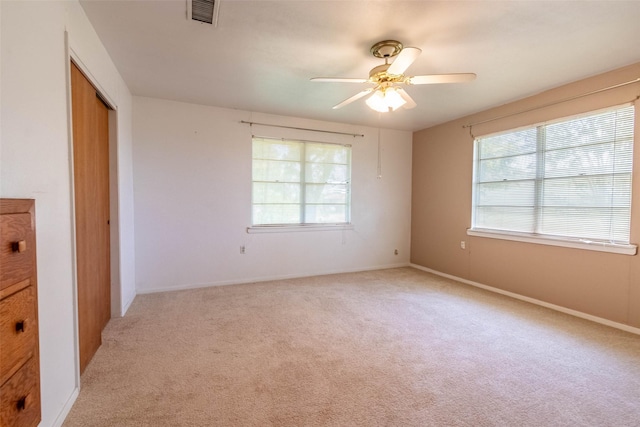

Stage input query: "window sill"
[
  {"left": 466, "top": 228, "right": 637, "bottom": 255},
  {"left": 247, "top": 224, "right": 354, "bottom": 234}
]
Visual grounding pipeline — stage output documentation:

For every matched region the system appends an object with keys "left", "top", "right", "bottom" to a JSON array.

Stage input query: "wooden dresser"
[{"left": 0, "top": 199, "right": 41, "bottom": 427}]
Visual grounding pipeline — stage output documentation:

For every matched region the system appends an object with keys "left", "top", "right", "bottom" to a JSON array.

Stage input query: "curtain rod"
[
  {"left": 240, "top": 120, "right": 364, "bottom": 137},
  {"left": 251, "top": 134, "right": 352, "bottom": 147},
  {"left": 463, "top": 77, "right": 640, "bottom": 129}
]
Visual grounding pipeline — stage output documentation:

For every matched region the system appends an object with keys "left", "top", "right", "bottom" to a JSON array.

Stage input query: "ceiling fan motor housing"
[
  {"left": 369, "top": 64, "right": 405, "bottom": 86},
  {"left": 369, "top": 64, "right": 390, "bottom": 78}
]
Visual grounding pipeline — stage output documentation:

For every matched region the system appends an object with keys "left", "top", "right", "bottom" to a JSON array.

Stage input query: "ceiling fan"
[{"left": 311, "top": 40, "right": 476, "bottom": 113}]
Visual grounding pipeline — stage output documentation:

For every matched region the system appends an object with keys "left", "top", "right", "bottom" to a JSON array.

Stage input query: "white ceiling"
[{"left": 79, "top": 0, "right": 640, "bottom": 132}]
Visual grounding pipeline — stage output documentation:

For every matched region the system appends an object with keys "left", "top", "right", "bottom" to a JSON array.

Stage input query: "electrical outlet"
[
  {"left": 460, "top": 241, "right": 466, "bottom": 249},
  {"left": 240, "top": 245, "right": 246, "bottom": 254}
]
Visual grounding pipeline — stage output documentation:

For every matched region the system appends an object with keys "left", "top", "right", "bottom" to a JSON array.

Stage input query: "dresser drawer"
[
  {"left": 0, "top": 286, "right": 37, "bottom": 385},
  {"left": 0, "top": 356, "right": 40, "bottom": 427},
  {"left": 0, "top": 213, "right": 35, "bottom": 291}
]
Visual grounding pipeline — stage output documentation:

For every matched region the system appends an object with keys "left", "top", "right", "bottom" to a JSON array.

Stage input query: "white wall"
[
  {"left": 66, "top": 0, "right": 136, "bottom": 317},
  {"left": 0, "top": 1, "right": 134, "bottom": 425},
  {"left": 133, "top": 97, "right": 412, "bottom": 293}
]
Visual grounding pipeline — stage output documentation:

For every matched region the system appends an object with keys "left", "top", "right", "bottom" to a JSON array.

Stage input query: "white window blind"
[
  {"left": 472, "top": 104, "right": 634, "bottom": 244},
  {"left": 252, "top": 137, "right": 351, "bottom": 226}
]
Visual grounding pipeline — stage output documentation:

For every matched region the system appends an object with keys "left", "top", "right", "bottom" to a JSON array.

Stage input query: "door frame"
[{"left": 65, "top": 33, "right": 123, "bottom": 390}]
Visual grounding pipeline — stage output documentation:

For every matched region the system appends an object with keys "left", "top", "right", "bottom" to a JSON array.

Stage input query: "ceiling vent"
[{"left": 188, "top": 0, "right": 215, "bottom": 25}]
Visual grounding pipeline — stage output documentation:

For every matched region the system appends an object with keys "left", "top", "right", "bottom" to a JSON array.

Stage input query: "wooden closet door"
[{"left": 71, "top": 62, "right": 111, "bottom": 374}]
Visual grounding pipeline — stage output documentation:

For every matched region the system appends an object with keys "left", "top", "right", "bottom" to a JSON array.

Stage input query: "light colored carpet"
[{"left": 63, "top": 267, "right": 640, "bottom": 426}]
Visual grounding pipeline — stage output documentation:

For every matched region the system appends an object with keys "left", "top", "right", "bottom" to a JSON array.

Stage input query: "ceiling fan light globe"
[
  {"left": 365, "top": 88, "right": 407, "bottom": 112},
  {"left": 365, "top": 90, "right": 389, "bottom": 113},
  {"left": 385, "top": 88, "right": 407, "bottom": 111}
]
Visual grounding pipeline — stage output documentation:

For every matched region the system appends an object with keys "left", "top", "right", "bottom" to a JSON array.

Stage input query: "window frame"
[
  {"left": 468, "top": 104, "right": 637, "bottom": 255},
  {"left": 249, "top": 136, "right": 353, "bottom": 233}
]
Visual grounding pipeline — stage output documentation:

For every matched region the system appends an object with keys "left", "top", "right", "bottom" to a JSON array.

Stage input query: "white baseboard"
[
  {"left": 121, "top": 291, "right": 135, "bottom": 315},
  {"left": 52, "top": 387, "right": 79, "bottom": 427},
  {"left": 410, "top": 263, "right": 640, "bottom": 336},
  {"left": 136, "top": 262, "right": 412, "bottom": 295}
]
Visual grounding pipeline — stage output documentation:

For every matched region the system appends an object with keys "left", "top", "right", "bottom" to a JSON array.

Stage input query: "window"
[
  {"left": 471, "top": 104, "right": 635, "bottom": 250},
  {"left": 251, "top": 137, "right": 351, "bottom": 227}
]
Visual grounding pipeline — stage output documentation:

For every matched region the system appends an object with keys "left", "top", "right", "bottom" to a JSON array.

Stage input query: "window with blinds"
[
  {"left": 252, "top": 137, "right": 351, "bottom": 226},
  {"left": 471, "top": 104, "right": 634, "bottom": 244}
]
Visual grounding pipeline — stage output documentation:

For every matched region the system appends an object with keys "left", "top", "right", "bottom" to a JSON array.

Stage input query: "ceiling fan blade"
[
  {"left": 387, "top": 47, "right": 422, "bottom": 75},
  {"left": 408, "top": 73, "right": 477, "bottom": 85},
  {"left": 397, "top": 88, "right": 417, "bottom": 109},
  {"left": 311, "top": 77, "right": 368, "bottom": 83},
  {"left": 332, "top": 89, "right": 374, "bottom": 109}
]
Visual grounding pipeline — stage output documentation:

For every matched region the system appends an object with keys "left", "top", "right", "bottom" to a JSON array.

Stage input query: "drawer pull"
[
  {"left": 15, "top": 320, "right": 26, "bottom": 333},
  {"left": 16, "top": 396, "right": 27, "bottom": 411},
  {"left": 11, "top": 240, "right": 27, "bottom": 253}
]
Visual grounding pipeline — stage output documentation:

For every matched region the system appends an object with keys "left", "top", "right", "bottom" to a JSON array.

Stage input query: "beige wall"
[{"left": 412, "top": 62, "right": 640, "bottom": 328}]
